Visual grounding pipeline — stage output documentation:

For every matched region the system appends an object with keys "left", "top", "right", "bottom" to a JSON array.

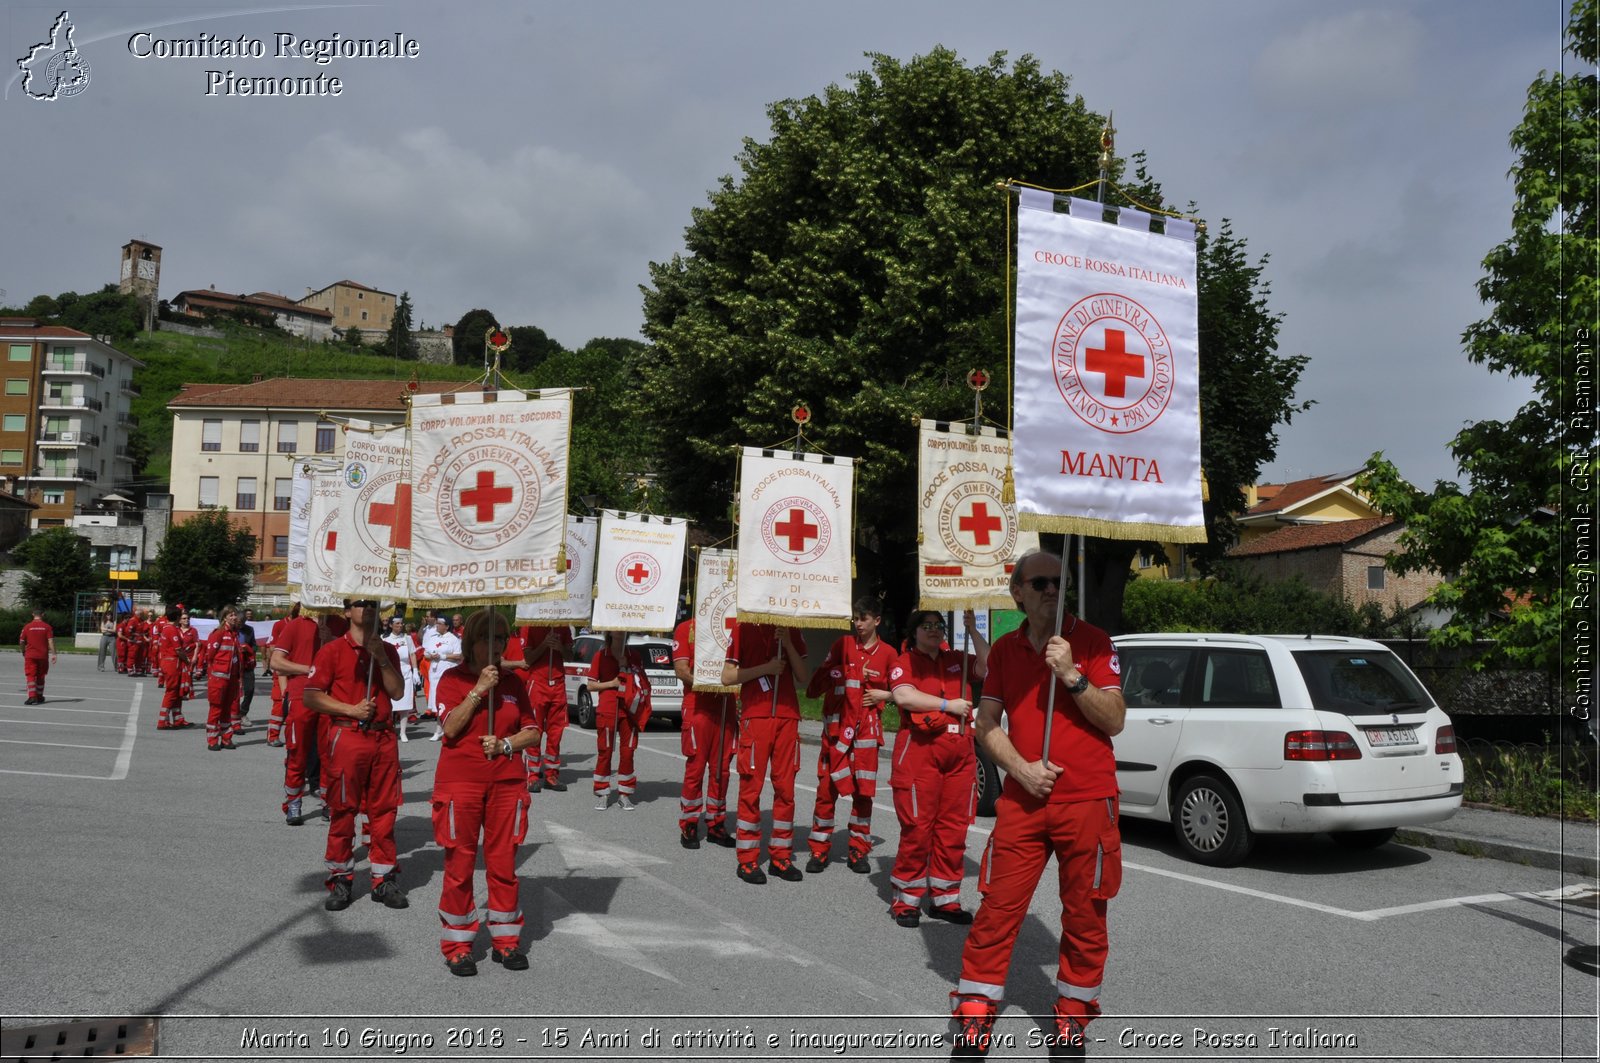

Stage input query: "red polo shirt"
[
  {"left": 435, "top": 666, "right": 536, "bottom": 786},
  {"left": 518, "top": 624, "right": 573, "bottom": 684},
  {"left": 304, "top": 635, "right": 402, "bottom": 728},
  {"left": 724, "top": 622, "right": 805, "bottom": 720}
]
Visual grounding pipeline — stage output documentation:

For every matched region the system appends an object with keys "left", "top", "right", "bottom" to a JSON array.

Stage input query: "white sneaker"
[
  {"left": 618, "top": 795, "right": 635, "bottom": 811},
  {"left": 430, "top": 728, "right": 443, "bottom": 742},
  {"left": 594, "top": 794, "right": 610, "bottom": 811}
]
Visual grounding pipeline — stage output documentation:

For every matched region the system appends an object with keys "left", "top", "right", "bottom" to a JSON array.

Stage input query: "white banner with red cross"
[
  {"left": 285, "top": 458, "right": 320, "bottom": 593},
  {"left": 328, "top": 419, "right": 410, "bottom": 599},
  {"left": 735, "top": 447, "right": 853, "bottom": 629},
  {"left": 591, "top": 511, "right": 688, "bottom": 633},
  {"left": 514, "top": 514, "right": 598, "bottom": 624},
  {"left": 917, "top": 419, "right": 1039, "bottom": 609},
  {"left": 408, "top": 390, "right": 572, "bottom": 605},
  {"left": 692, "top": 547, "right": 739, "bottom": 692},
  {"left": 298, "top": 462, "right": 345, "bottom": 610},
  {"left": 1013, "top": 198, "right": 1206, "bottom": 541}
]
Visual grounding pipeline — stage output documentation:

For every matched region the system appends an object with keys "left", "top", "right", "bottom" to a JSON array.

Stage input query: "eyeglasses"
[
  {"left": 1024, "top": 576, "right": 1062, "bottom": 592},
  {"left": 918, "top": 620, "right": 946, "bottom": 631}
]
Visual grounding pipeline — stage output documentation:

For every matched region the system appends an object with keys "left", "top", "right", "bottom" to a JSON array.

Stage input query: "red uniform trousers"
[
  {"left": 592, "top": 709, "right": 638, "bottom": 795},
  {"left": 116, "top": 638, "right": 130, "bottom": 673},
  {"left": 807, "top": 715, "right": 882, "bottom": 863},
  {"left": 132, "top": 641, "right": 148, "bottom": 676},
  {"left": 957, "top": 793, "right": 1121, "bottom": 1013},
  {"left": 432, "top": 778, "right": 530, "bottom": 959},
  {"left": 322, "top": 723, "right": 402, "bottom": 888},
  {"left": 266, "top": 677, "right": 286, "bottom": 743},
  {"left": 524, "top": 675, "right": 567, "bottom": 785},
  {"left": 888, "top": 728, "right": 976, "bottom": 915},
  {"left": 282, "top": 697, "right": 329, "bottom": 807},
  {"left": 205, "top": 676, "right": 241, "bottom": 747},
  {"left": 158, "top": 660, "right": 190, "bottom": 728},
  {"left": 734, "top": 716, "right": 800, "bottom": 869},
  {"left": 679, "top": 696, "right": 737, "bottom": 832},
  {"left": 23, "top": 657, "right": 48, "bottom": 701}
]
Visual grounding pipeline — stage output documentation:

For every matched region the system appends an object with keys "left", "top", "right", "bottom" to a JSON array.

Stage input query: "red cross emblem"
[
  {"left": 773, "top": 507, "right": 819, "bottom": 553},
  {"left": 626, "top": 561, "right": 652, "bottom": 585},
  {"left": 1086, "top": 328, "right": 1145, "bottom": 398},
  {"left": 967, "top": 368, "right": 990, "bottom": 392},
  {"left": 369, "top": 484, "right": 412, "bottom": 550},
  {"left": 459, "top": 470, "right": 514, "bottom": 523},
  {"left": 958, "top": 501, "right": 1003, "bottom": 546}
]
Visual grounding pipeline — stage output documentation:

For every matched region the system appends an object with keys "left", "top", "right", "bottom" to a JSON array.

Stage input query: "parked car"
[
  {"left": 565, "top": 633, "right": 684, "bottom": 729},
  {"left": 1111, "top": 633, "right": 1463, "bottom": 865}
]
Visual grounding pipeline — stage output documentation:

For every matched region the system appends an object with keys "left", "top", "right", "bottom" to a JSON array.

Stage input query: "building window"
[
  {"left": 273, "top": 477, "right": 292, "bottom": 510},
  {"left": 360, "top": 310, "right": 368, "bottom": 321},
  {"left": 42, "top": 490, "right": 64, "bottom": 505},
  {"left": 7, "top": 344, "right": 31, "bottom": 362},
  {"left": 236, "top": 476, "right": 257, "bottom": 510},
  {"left": 1367, "top": 565, "right": 1386, "bottom": 591},
  {"left": 201, "top": 419, "right": 222, "bottom": 452},
  {"left": 277, "top": 421, "right": 298, "bottom": 453},
  {"left": 198, "top": 476, "right": 219, "bottom": 508},
  {"left": 4, "top": 379, "right": 27, "bottom": 395},
  {"left": 272, "top": 535, "right": 289, "bottom": 558},
  {"left": 2, "top": 414, "right": 24, "bottom": 432},
  {"left": 315, "top": 421, "right": 336, "bottom": 453},
  {"left": 0, "top": 450, "right": 21, "bottom": 466},
  {"left": 239, "top": 419, "right": 260, "bottom": 453},
  {"left": 342, "top": 306, "right": 349, "bottom": 318}
]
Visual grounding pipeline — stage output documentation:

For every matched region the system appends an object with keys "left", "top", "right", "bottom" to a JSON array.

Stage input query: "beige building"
[
  {"left": 0, "top": 318, "right": 143, "bottom": 527},
  {"left": 166, "top": 377, "right": 454, "bottom": 586},
  {"left": 1224, "top": 517, "right": 1445, "bottom": 614},
  {"left": 296, "top": 280, "right": 396, "bottom": 333}
]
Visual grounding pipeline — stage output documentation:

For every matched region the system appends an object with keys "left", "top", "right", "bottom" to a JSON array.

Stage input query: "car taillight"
[
  {"left": 1435, "top": 725, "right": 1456, "bottom": 754},
  {"left": 1284, "top": 730, "right": 1362, "bottom": 761}
]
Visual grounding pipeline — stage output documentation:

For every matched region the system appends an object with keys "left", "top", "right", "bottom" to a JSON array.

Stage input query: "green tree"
[
  {"left": 529, "top": 338, "right": 655, "bottom": 508},
  {"left": 506, "top": 324, "right": 564, "bottom": 373},
  {"left": 452, "top": 308, "right": 499, "bottom": 366},
  {"left": 5, "top": 286, "right": 142, "bottom": 345},
  {"left": 10, "top": 527, "right": 97, "bottom": 613},
  {"left": 1122, "top": 568, "right": 1389, "bottom": 637},
  {"left": 148, "top": 509, "right": 256, "bottom": 612},
  {"left": 1361, "top": 0, "right": 1596, "bottom": 672},
  {"left": 385, "top": 291, "right": 418, "bottom": 360},
  {"left": 340, "top": 325, "right": 365, "bottom": 349},
  {"left": 640, "top": 48, "right": 1307, "bottom": 619}
]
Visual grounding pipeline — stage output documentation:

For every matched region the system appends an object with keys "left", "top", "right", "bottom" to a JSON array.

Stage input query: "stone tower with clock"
[{"left": 118, "top": 239, "right": 161, "bottom": 331}]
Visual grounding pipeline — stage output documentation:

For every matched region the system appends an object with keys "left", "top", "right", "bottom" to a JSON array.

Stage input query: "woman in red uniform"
[
  {"left": 587, "top": 631, "right": 650, "bottom": 811},
  {"left": 887, "top": 609, "right": 989, "bottom": 927},
  {"left": 431, "top": 610, "right": 541, "bottom": 977}
]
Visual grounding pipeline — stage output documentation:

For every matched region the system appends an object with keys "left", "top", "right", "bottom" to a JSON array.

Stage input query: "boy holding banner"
[
  {"left": 722, "top": 622, "right": 810, "bottom": 884},
  {"left": 672, "top": 616, "right": 737, "bottom": 849}
]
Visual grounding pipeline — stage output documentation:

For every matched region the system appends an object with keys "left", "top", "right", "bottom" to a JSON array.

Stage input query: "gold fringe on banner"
[
  {"left": 1000, "top": 465, "right": 1016, "bottom": 504},
  {"left": 735, "top": 610, "right": 852, "bottom": 631},
  {"left": 918, "top": 594, "right": 1014, "bottom": 612},
  {"left": 1018, "top": 513, "right": 1208, "bottom": 542},
  {"left": 692, "top": 684, "right": 741, "bottom": 694},
  {"left": 555, "top": 542, "right": 567, "bottom": 572}
]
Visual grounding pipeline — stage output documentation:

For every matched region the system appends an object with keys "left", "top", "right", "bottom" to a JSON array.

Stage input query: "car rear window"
[{"left": 1293, "top": 650, "right": 1435, "bottom": 715}]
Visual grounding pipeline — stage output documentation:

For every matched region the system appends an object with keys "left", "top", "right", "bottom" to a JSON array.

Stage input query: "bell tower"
[{"left": 118, "top": 239, "right": 161, "bottom": 331}]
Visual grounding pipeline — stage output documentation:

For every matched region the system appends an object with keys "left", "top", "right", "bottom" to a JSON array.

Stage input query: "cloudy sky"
[{"left": 2, "top": 0, "right": 1571, "bottom": 491}]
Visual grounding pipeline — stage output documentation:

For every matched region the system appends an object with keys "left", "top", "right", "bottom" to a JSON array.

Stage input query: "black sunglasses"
[{"left": 1024, "top": 576, "right": 1062, "bottom": 592}]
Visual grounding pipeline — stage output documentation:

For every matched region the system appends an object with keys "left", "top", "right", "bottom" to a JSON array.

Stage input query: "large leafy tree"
[
  {"left": 451, "top": 308, "right": 499, "bottom": 366},
  {"left": 11, "top": 527, "right": 98, "bottom": 613},
  {"left": 1362, "top": 0, "right": 1596, "bottom": 673},
  {"left": 4, "top": 286, "right": 142, "bottom": 345},
  {"left": 640, "top": 48, "right": 1306, "bottom": 622},
  {"left": 147, "top": 510, "right": 256, "bottom": 612},
  {"left": 529, "top": 338, "right": 656, "bottom": 509}
]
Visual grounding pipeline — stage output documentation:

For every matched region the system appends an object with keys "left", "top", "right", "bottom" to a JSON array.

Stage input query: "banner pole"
[{"left": 1037, "top": 550, "right": 1071, "bottom": 767}]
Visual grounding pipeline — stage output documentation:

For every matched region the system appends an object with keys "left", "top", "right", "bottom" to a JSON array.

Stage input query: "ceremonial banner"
[
  {"left": 917, "top": 420, "right": 1039, "bottom": 609},
  {"left": 284, "top": 459, "right": 317, "bottom": 591},
  {"left": 1013, "top": 200, "right": 1205, "bottom": 541},
  {"left": 735, "top": 447, "right": 853, "bottom": 629},
  {"left": 330, "top": 419, "right": 410, "bottom": 599},
  {"left": 409, "top": 390, "right": 571, "bottom": 604},
  {"left": 514, "top": 515, "right": 598, "bottom": 624},
  {"left": 298, "top": 462, "right": 344, "bottom": 610},
  {"left": 591, "top": 511, "right": 688, "bottom": 633},
  {"left": 692, "top": 548, "right": 739, "bottom": 692}
]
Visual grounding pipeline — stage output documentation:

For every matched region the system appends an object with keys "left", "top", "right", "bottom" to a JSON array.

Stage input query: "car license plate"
[
  {"left": 1365, "top": 726, "right": 1418, "bottom": 747},
  {"left": 653, "top": 677, "right": 682, "bottom": 694}
]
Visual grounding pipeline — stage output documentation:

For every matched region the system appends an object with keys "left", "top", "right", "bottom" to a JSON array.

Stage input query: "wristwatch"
[
  {"left": 1065, "top": 672, "right": 1090, "bottom": 695},
  {"left": 500, "top": 737, "right": 514, "bottom": 758}
]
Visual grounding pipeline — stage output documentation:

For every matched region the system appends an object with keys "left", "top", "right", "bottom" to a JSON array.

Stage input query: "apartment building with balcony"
[
  {"left": 0, "top": 318, "right": 143, "bottom": 527},
  {"left": 166, "top": 377, "right": 457, "bottom": 588}
]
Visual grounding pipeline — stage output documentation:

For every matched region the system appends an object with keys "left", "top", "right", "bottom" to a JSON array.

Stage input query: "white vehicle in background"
[
  {"left": 564, "top": 632, "right": 683, "bottom": 729},
  {"left": 1112, "top": 633, "right": 1463, "bottom": 866}
]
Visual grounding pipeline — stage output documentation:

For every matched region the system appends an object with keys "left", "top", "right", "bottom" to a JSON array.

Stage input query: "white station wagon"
[{"left": 1112, "top": 633, "right": 1463, "bottom": 865}]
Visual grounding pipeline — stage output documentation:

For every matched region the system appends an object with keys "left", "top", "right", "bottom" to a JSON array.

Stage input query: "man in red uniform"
[
  {"left": 265, "top": 606, "right": 294, "bottom": 746},
  {"left": 134, "top": 608, "right": 155, "bottom": 676},
  {"left": 949, "top": 551, "right": 1125, "bottom": 1060},
  {"left": 18, "top": 607, "right": 56, "bottom": 705},
  {"left": 722, "top": 622, "right": 810, "bottom": 884},
  {"left": 673, "top": 616, "right": 737, "bottom": 849},
  {"left": 303, "top": 598, "right": 408, "bottom": 912},
  {"left": 518, "top": 623, "right": 573, "bottom": 792},
  {"left": 804, "top": 597, "right": 896, "bottom": 874},
  {"left": 271, "top": 604, "right": 343, "bottom": 825},
  {"left": 202, "top": 606, "right": 246, "bottom": 750},
  {"left": 154, "top": 605, "right": 194, "bottom": 729}
]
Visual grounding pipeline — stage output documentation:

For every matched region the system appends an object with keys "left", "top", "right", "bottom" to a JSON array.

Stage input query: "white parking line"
[
  {"left": 634, "top": 737, "right": 1580, "bottom": 924},
  {"left": 0, "top": 717, "right": 127, "bottom": 730},
  {"left": 13, "top": 705, "right": 130, "bottom": 716},
  {"left": 0, "top": 739, "right": 124, "bottom": 750},
  {"left": 112, "top": 684, "right": 141, "bottom": 780}
]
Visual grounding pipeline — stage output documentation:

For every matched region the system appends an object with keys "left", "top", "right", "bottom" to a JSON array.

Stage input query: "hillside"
[{"left": 124, "top": 324, "right": 483, "bottom": 482}]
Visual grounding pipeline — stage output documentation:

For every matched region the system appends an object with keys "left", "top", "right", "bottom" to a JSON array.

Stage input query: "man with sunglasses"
[{"left": 949, "top": 550, "right": 1125, "bottom": 1060}]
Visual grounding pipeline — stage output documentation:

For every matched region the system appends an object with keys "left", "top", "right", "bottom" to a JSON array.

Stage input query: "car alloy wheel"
[
  {"left": 576, "top": 687, "right": 596, "bottom": 730},
  {"left": 1173, "top": 773, "right": 1252, "bottom": 867}
]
